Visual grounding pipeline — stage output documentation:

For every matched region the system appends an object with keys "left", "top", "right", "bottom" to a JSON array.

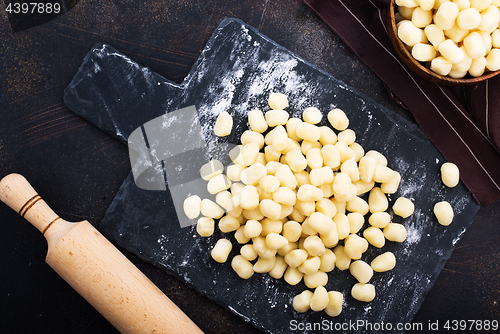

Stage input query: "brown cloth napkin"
[{"left": 304, "top": 0, "right": 500, "bottom": 205}]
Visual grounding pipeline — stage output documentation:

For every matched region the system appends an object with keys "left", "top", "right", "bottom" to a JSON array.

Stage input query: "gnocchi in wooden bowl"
[{"left": 388, "top": 0, "right": 500, "bottom": 85}]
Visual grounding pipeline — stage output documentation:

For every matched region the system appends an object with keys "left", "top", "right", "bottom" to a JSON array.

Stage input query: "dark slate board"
[{"left": 63, "top": 18, "right": 480, "bottom": 334}]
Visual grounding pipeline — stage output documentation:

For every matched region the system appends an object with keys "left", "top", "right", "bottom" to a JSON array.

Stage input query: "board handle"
[
  {"left": 0, "top": 173, "right": 60, "bottom": 235},
  {"left": 0, "top": 173, "right": 205, "bottom": 334}
]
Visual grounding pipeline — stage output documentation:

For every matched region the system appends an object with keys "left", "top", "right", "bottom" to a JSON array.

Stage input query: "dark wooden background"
[{"left": 0, "top": 1, "right": 498, "bottom": 333}]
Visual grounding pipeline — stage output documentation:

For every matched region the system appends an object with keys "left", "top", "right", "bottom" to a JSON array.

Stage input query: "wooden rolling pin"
[{"left": 0, "top": 173, "right": 204, "bottom": 334}]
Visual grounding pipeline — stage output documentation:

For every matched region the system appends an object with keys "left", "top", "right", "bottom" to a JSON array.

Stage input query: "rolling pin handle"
[{"left": 0, "top": 173, "right": 60, "bottom": 234}]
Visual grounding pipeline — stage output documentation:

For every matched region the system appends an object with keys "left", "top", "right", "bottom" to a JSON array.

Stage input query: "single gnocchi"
[
  {"left": 310, "top": 286, "right": 330, "bottom": 312},
  {"left": 434, "top": 201, "right": 454, "bottom": 226},
  {"left": 200, "top": 199, "right": 224, "bottom": 219},
  {"left": 248, "top": 109, "right": 268, "bottom": 133},
  {"left": 211, "top": 238, "right": 233, "bottom": 263},
  {"left": 292, "top": 290, "right": 313, "bottom": 313},
  {"left": 265, "top": 110, "right": 289, "bottom": 128},
  {"left": 231, "top": 255, "right": 254, "bottom": 279},
  {"left": 183, "top": 195, "right": 201, "bottom": 219},
  {"left": 200, "top": 160, "right": 224, "bottom": 181},
  {"left": 351, "top": 283, "right": 376, "bottom": 302},
  {"left": 213, "top": 111, "right": 233, "bottom": 137},
  {"left": 440, "top": 162, "right": 460, "bottom": 187},
  {"left": 196, "top": 217, "right": 215, "bottom": 237},
  {"left": 398, "top": 20, "right": 424, "bottom": 46},
  {"left": 392, "top": 197, "right": 415, "bottom": 218},
  {"left": 349, "top": 260, "right": 374, "bottom": 283},
  {"left": 302, "top": 107, "right": 322, "bottom": 124},
  {"left": 327, "top": 108, "right": 349, "bottom": 130},
  {"left": 371, "top": 252, "right": 396, "bottom": 272},
  {"left": 268, "top": 92, "right": 288, "bottom": 110},
  {"left": 343, "top": 234, "right": 368, "bottom": 260},
  {"left": 383, "top": 223, "right": 408, "bottom": 242}
]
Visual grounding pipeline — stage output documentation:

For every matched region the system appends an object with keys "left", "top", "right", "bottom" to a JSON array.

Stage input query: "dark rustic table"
[{"left": 1, "top": 1, "right": 499, "bottom": 333}]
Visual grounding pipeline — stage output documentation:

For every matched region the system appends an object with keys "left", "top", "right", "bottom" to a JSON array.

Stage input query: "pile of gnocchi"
[
  {"left": 396, "top": 0, "right": 500, "bottom": 78},
  {"left": 183, "top": 92, "right": 459, "bottom": 316}
]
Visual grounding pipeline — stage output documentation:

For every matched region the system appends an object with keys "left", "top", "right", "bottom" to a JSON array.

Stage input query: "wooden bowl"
[{"left": 387, "top": 0, "right": 500, "bottom": 85}]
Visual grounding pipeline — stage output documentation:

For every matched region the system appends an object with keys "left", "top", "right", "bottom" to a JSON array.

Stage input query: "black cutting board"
[{"left": 64, "top": 18, "right": 480, "bottom": 334}]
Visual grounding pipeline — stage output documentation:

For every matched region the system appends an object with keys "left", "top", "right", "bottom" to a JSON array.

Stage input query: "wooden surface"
[{"left": 0, "top": 1, "right": 498, "bottom": 333}]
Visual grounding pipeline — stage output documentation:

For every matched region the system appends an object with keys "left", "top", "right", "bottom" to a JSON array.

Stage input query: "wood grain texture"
[{"left": 0, "top": 1, "right": 498, "bottom": 333}]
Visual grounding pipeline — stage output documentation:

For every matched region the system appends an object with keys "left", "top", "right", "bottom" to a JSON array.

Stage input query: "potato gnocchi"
[
  {"left": 184, "top": 93, "right": 422, "bottom": 317},
  {"left": 396, "top": 0, "right": 500, "bottom": 77}
]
